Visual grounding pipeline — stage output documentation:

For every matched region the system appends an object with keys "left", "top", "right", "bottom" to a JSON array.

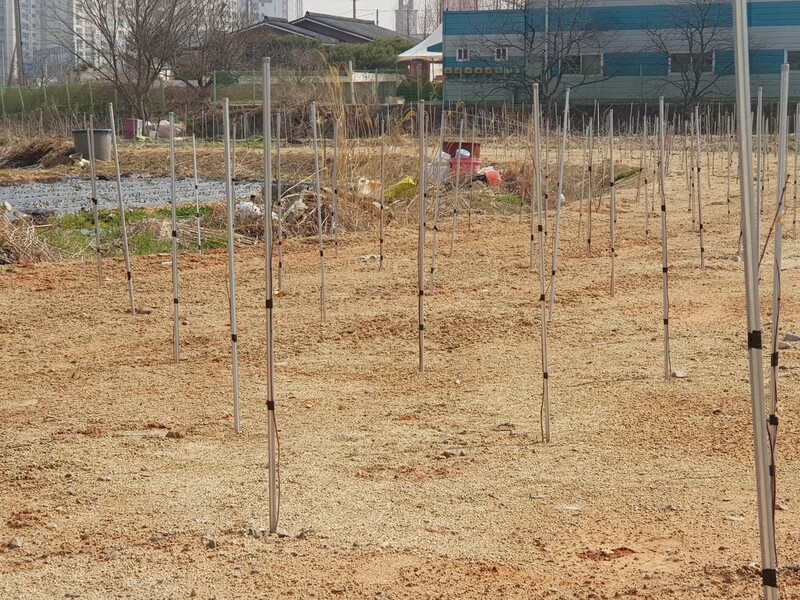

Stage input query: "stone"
[
  {"left": 104, "top": 549, "right": 119, "bottom": 560},
  {"left": 203, "top": 536, "right": 218, "bottom": 549},
  {"left": 778, "top": 341, "right": 791, "bottom": 350},
  {"left": 248, "top": 528, "right": 262, "bottom": 539},
  {"left": 80, "top": 532, "right": 90, "bottom": 541},
  {"left": 149, "top": 535, "right": 164, "bottom": 543},
  {"left": 785, "top": 332, "right": 800, "bottom": 342},
  {"left": 672, "top": 370, "right": 689, "bottom": 379},
  {"left": 441, "top": 450, "right": 459, "bottom": 458},
  {"left": 8, "top": 537, "right": 22, "bottom": 549},
  {"left": 97, "top": 475, "right": 111, "bottom": 482},
  {"left": 165, "top": 430, "right": 184, "bottom": 439},
  {"left": 730, "top": 254, "right": 741, "bottom": 262},
  {"left": 724, "top": 515, "right": 745, "bottom": 522}
]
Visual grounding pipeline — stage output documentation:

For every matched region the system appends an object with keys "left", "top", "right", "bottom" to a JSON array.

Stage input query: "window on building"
[
  {"left": 495, "top": 46, "right": 508, "bottom": 61},
  {"left": 786, "top": 50, "right": 800, "bottom": 70},
  {"left": 582, "top": 54, "right": 603, "bottom": 75},
  {"left": 669, "top": 52, "right": 713, "bottom": 74},
  {"left": 561, "top": 54, "right": 602, "bottom": 75},
  {"left": 456, "top": 48, "right": 469, "bottom": 62}
]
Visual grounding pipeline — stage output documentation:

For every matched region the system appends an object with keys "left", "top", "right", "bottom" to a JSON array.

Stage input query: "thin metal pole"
[
  {"left": 756, "top": 88, "right": 764, "bottom": 249},
  {"left": 310, "top": 102, "right": 328, "bottom": 323},
  {"left": 418, "top": 100, "right": 426, "bottom": 372},
  {"left": 449, "top": 118, "right": 464, "bottom": 257},
  {"left": 332, "top": 121, "right": 339, "bottom": 258},
  {"left": 608, "top": 109, "right": 616, "bottom": 297},
  {"left": 168, "top": 112, "right": 180, "bottom": 364},
  {"left": 223, "top": 99, "right": 241, "bottom": 433},
  {"left": 769, "top": 62, "right": 789, "bottom": 472},
  {"left": 276, "top": 113, "right": 284, "bottom": 292},
  {"left": 732, "top": 0, "right": 779, "bottom": 595},
  {"left": 587, "top": 117, "right": 594, "bottom": 255},
  {"left": 87, "top": 115, "right": 103, "bottom": 285},
  {"left": 429, "top": 109, "right": 446, "bottom": 293},
  {"left": 533, "top": 84, "right": 550, "bottom": 443},
  {"left": 108, "top": 104, "right": 135, "bottom": 314},
  {"left": 695, "top": 106, "right": 706, "bottom": 270},
  {"left": 379, "top": 119, "right": 386, "bottom": 270},
  {"left": 794, "top": 103, "right": 799, "bottom": 239},
  {"left": 577, "top": 124, "right": 587, "bottom": 247},
  {"left": 263, "top": 57, "right": 278, "bottom": 534},
  {"left": 727, "top": 115, "right": 733, "bottom": 224},
  {"left": 548, "top": 88, "right": 569, "bottom": 320},
  {"left": 192, "top": 135, "right": 201, "bottom": 252},
  {"left": 530, "top": 117, "right": 539, "bottom": 268},
  {"left": 658, "top": 101, "right": 670, "bottom": 381},
  {"left": 643, "top": 118, "right": 650, "bottom": 237},
  {"left": 689, "top": 119, "right": 696, "bottom": 230}
]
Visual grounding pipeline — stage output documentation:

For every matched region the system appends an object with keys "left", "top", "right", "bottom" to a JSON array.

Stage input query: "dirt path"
[{"left": 1, "top": 157, "right": 799, "bottom": 599}]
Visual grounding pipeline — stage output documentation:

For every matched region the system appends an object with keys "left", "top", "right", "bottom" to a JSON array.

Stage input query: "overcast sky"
[{"left": 301, "top": 0, "right": 398, "bottom": 31}]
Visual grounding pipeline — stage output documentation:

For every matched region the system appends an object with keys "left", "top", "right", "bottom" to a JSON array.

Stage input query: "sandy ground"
[{"left": 1, "top": 148, "right": 800, "bottom": 599}]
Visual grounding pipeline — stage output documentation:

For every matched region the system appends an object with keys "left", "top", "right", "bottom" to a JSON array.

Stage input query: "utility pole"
[
  {"left": 353, "top": 0, "right": 356, "bottom": 19},
  {"left": 13, "top": 0, "right": 25, "bottom": 86}
]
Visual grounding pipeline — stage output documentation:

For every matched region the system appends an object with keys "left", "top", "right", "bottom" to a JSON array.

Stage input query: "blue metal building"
[{"left": 441, "top": 1, "right": 800, "bottom": 104}]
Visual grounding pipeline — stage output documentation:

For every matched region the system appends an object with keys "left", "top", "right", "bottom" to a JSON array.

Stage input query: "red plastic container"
[
  {"left": 122, "top": 118, "right": 143, "bottom": 140},
  {"left": 443, "top": 141, "right": 481, "bottom": 159},
  {"left": 450, "top": 157, "right": 482, "bottom": 176}
]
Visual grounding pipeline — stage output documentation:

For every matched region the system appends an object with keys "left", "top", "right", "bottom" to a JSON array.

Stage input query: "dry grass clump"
[
  {"left": 0, "top": 137, "right": 76, "bottom": 169},
  {"left": 0, "top": 215, "right": 62, "bottom": 264}
]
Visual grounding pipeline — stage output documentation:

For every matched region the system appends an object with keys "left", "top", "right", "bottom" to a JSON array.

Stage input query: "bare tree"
[
  {"left": 644, "top": 0, "right": 734, "bottom": 111},
  {"left": 458, "top": 0, "right": 614, "bottom": 107},
  {"left": 169, "top": 2, "right": 249, "bottom": 91},
  {"left": 418, "top": 0, "right": 524, "bottom": 37},
  {"left": 45, "top": 0, "right": 196, "bottom": 120}
]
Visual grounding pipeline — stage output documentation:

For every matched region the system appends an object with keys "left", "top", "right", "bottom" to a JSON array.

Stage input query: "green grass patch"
[
  {"left": 495, "top": 193, "right": 522, "bottom": 206},
  {"left": 614, "top": 167, "right": 642, "bottom": 182},
  {"left": 37, "top": 204, "right": 231, "bottom": 259},
  {"left": 154, "top": 204, "right": 214, "bottom": 219}
]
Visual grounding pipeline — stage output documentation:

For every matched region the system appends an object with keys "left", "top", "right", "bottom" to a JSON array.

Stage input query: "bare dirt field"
[{"left": 1, "top": 145, "right": 800, "bottom": 599}]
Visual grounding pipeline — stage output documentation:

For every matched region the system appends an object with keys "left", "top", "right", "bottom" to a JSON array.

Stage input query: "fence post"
[
  {"left": 89, "top": 81, "right": 95, "bottom": 114},
  {"left": 66, "top": 82, "right": 72, "bottom": 114},
  {"left": 17, "top": 85, "right": 24, "bottom": 114},
  {"left": 43, "top": 82, "right": 48, "bottom": 107}
]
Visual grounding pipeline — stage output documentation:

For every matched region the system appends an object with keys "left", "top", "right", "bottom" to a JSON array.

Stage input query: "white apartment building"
[
  {"left": 0, "top": 0, "right": 101, "bottom": 85},
  {"left": 0, "top": 0, "right": 45, "bottom": 84},
  {"left": 242, "top": 0, "right": 289, "bottom": 20}
]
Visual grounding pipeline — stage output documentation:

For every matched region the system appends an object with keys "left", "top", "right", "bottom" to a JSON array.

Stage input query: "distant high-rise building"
[
  {"left": 0, "top": 0, "right": 44, "bottom": 84},
  {"left": 241, "top": 0, "right": 289, "bottom": 20},
  {"left": 395, "top": 0, "right": 418, "bottom": 37},
  {"left": 0, "top": 0, "right": 94, "bottom": 85}
]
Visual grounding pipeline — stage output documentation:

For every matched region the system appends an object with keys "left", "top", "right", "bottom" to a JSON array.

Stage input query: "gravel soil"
[{"left": 1, "top": 152, "right": 799, "bottom": 599}]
